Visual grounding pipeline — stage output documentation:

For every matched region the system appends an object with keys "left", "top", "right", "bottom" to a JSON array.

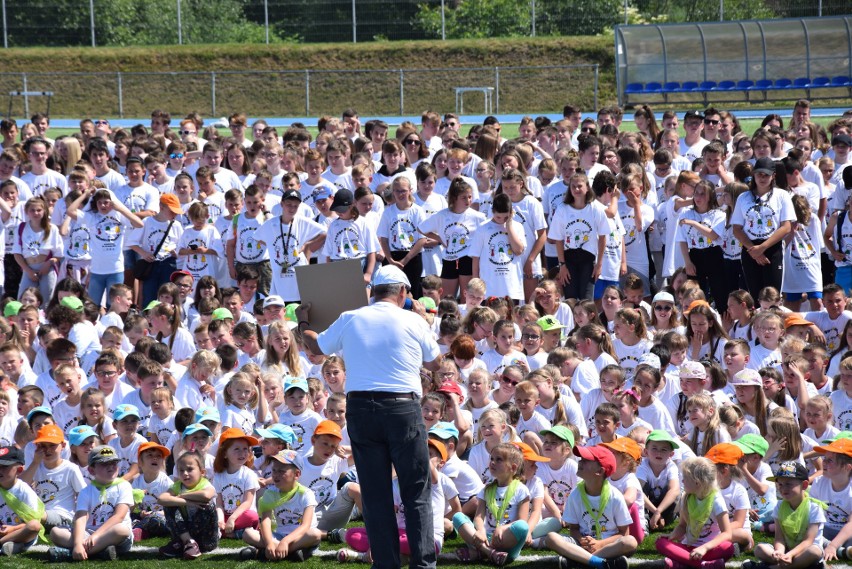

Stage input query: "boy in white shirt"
[{"left": 0, "top": 445, "right": 43, "bottom": 557}]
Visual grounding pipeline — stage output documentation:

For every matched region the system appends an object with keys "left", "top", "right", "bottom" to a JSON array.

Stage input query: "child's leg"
[
  {"left": 189, "top": 501, "right": 220, "bottom": 552},
  {"left": 627, "top": 501, "right": 645, "bottom": 543},
  {"left": 452, "top": 512, "right": 491, "bottom": 559},
  {"left": 83, "top": 523, "right": 132, "bottom": 554},
  {"left": 593, "top": 535, "right": 638, "bottom": 559},
  {"left": 134, "top": 511, "right": 169, "bottom": 538},
  {"left": 242, "top": 528, "right": 264, "bottom": 548},
  {"left": 491, "top": 520, "right": 530, "bottom": 562},
  {"left": 317, "top": 482, "right": 357, "bottom": 532},
  {"left": 461, "top": 496, "right": 479, "bottom": 518},
  {"left": 531, "top": 517, "right": 563, "bottom": 539},
  {"left": 731, "top": 527, "right": 754, "bottom": 550},
  {"left": 754, "top": 542, "right": 776, "bottom": 563},
  {"left": 1, "top": 519, "right": 41, "bottom": 551},
  {"left": 50, "top": 526, "right": 74, "bottom": 549},
  {"left": 657, "top": 536, "right": 735, "bottom": 568},
  {"left": 784, "top": 544, "right": 823, "bottom": 569},
  {"left": 230, "top": 509, "right": 259, "bottom": 532},
  {"left": 288, "top": 527, "right": 322, "bottom": 552},
  {"left": 545, "top": 531, "right": 596, "bottom": 565}
]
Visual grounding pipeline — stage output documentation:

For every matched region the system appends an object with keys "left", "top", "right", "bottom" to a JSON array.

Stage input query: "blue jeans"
[
  {"left": 89, "top": 272, "right": 124, "bottom": 309},
  {"left": 142, "top": 257, "right": 177, "bottom": 306},
  {"left": 346, "top": 396, "right": 435, "bottom": 569}
]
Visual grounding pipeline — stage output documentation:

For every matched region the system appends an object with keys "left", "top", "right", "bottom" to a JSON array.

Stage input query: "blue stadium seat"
[
  {"left": 749, "top": 79, "right": 773, "bottom": 90},
  {"left": 698, "top": 81, "right": 717, "bottom": 91},
  {"left": 775, "top": 78, "right": 794, "bottom": 89},
  {"left": 625, "top": 83, "right": 643, "bottom": 94},
  {"left": 810, "top": 76, "right": 830, "bottom": 87},
  {"left": 832, "top": 75, "right": 851, "bottom": 86},
  {"left": 792, "top": 77, "right": 809, "bottom": 88},
  {"left": 715, "top": 80, "right": 736, "bottom": 90},
  {"left": 736, "top": 80, "right": 754, "bottom": 90},
  {"left": 662, "top": 82, "right": 680, "bottom": 92},
  {"left": 677, "top": 81, "right": 699, "bottom": 92},
  {"left": 644, "top": 82, "right": 663, "bottom": 93}
]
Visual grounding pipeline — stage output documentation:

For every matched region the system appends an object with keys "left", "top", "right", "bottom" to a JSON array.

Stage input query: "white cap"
[
  {"left": 372, "top": 265, "right": 411, "bottom": 288},
  {"left": 731, "top": 369, "right": 762, "bottom": 387},
  {"left": 652, "top": 291, "right": 675, "bottom": 304},
  {"left": 263, "top": 295, "right": 285, "bottom": 309}
]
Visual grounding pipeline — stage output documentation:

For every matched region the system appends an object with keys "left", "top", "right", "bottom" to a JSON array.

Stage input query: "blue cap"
[
  {"left": 315, "top": 187, "right": 333, "bottom": 201},
  {"left": 195, "top": 406, "right": 221, "bottom": 424},
  {"left": 26, "top": 405, "right": 53, "bottom": 423},
  {"left": 113, "top": 404, "right": 141, "bottom": 421},
  {"left": 284, "top": 377, "right": 309, "bottom": 393},
  {"left": 429, "top": 421, "right": 460, "bottom": 441},
  {"left": 256, "top": 424, "right": 297, "bottom": 446},
  {"left": 183, "top": 423, "right": 213, "bottom": 439},
  {"left": 67, "top": 425, "right": 99, "bottom": 447},
  {"left": 269, "top": 449, "right": 303, "bottom": 471}
]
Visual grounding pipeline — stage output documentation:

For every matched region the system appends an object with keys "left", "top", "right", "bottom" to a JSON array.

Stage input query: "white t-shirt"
[
  {"left": 114, "top": 183, "right": 159, "bottom": 223},
  {"left": 547, "top": 201, "right": 608, "bottom": 258},
  {"left": 781, "top": 215, "right": 823, "bottom": 294},
  {"left": 131, "top": 470, "right": 172, "bottom": 514},
  {"left": 599, "top": 207, "right": 627, "bottom": 281},
  {"left": 212, "top": 465, "right": 260, "bottom": 515},
  {"left": 229, "top": 212, "right": 272, "bottom": 264},
  {"left": 675, "top": 207, "right": 726, "bottom": 251},
  {"left": 542, "top": 181, "right": 568, "bottom": 257},
  {"left": 10, "top": 222, "right": 64, "bottom": 259},
  {"left": 469, "top": 220, "right": 527, "bottom": 300},
  {"left": 320, "top": 216, "right": 380, "bottom": 261},
  {"left": 731, "top": 189, "right": 796, "bottom": 242},
  {"left": 720, "top": 480, "right": 751, "bottom": 535},
  {"left": 264, "top": 485, "right": 319, "bottom": 537},
  {"left": 0, "top": 478, "right": 41, "bottom": 526},
  {"left": 278, "top": 408, "right": 323, "bottom": 452},
  {"left": 80, "top": 210, "right": 130, "bottom": 274},
  {"left": 108, "top": 433, "right": 147, "bottom": 477},
  {"left": 613, "top": 338, "right": 653, "bottom": 381},
  {"left": 298, "top": 452, "right": 350, "bottom": 509},
  {"left": 419, "top": 208, "right": 487, "bottom": 262},
  {"left": 477, "top": 481, "right": 531, "bottom": 535},
  {"left": 803, "top": 310, "right": 852, "bottom": 354},
  {"left": 377, "top": 203, "right": 427, "bottom": 253},
  {"left": 177, "top": 225, "right": 224, "bottom": 283},
  {"left": 636, "top": 459, "right": 679, "bottom": 504},
  {"left": 618, "top": 200, "right": 654, "bottom": 275},
  {"left": 810, "top": 475, "right": 852, "bottom": 534},
  {"left": 682, "top": 491, "right": 728, "bottom": 546},
  {"left": 254, "top": 214, "right": 326, "bottom": 301},
  {"left": 22, "top": 169, "right": 67, "bottom": 197},
  {"left": 637, "top": 398, "right": 677, "bottom": 433},
  {"left": 610, "top": 472, "right": 646, "bottom": 531},
  {"left": 562, "top": 482, "right": 631, "bottom": 538},
  {"left": 128, "top": 216, "right": 183, "bottom": 261},
  {"left": 34, "top": 460, "right": 86, "bottom": 519},
  {"left": 76, "top": 479, "right": 134, "bottom": 532},
  {"left": 830, "top": 388, "right": 852, "bottom": 431}
]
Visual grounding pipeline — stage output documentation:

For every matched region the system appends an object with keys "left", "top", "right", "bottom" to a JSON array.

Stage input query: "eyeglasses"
[
  {"left": 179, "top": 130, "right": 195, "bottom": 136},
  {"left": 438, "top": 371, "right": 456, "bottom": 378},
  {"left": 96, "top": 370, "right": 118, "bottom": 377},
  {"left": 581, "top": 127, "right": 597, "bottom": 133},
  {"left": 229, "top": 124, "right": 244, "bottom": 129},
  {"left": 654, "top": 305, "right": 673, "bottom": 312},
  {"left": 521, "top": 334, "right": 541, "bottom": 340},
  {"left": 176, "top": 283, "right": 192, "bottom": 290},
  {"left": 94, "top": 120, "right": 109, "bottom": 125},
  {"left": 475, "top": 323, "right": 494, "bottom": 336},
  {"left": 169, "top": 153, "right": 184, "bottom": 159},
  {"left": 502, "top": 376, "right": 520, "bottom": 386},
  {"left": 404, "top": 139, "right": 421, "bottom": 146},
  {"left": 703, "top": 119, "right": 720, "bottom": 125}
]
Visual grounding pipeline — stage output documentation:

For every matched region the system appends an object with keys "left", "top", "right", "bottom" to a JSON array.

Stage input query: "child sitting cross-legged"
[
  {"left": 0, "top": 446, "right": 43, "bottom": 557},
  {"left": 544, "top": 444, "right": 637, "bottom": 569},
  {"left": 743, "top": 461, "right": 825, "bottom": 569}
]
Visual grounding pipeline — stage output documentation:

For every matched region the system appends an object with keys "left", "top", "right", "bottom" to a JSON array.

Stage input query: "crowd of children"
[{"left": 1, "top": 102, "right": 852, "bottom": 567}]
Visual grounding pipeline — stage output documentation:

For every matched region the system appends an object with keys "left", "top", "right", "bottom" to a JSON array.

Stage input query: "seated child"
[
  {"left": 536, "top": 426, "right": 579, "bottom": 530},
  {"left": 544, "top": 444, "right": 637, "bottom": 569},
  {"left": 810, "top": 437, "right": 852, "bottom": 562},
  {"left": 130, "top": 442, "right": 172, "bottom": 541},
  {"left": 0, "top": 446, "right": 43, "bottom": 557},
  {"left": 705, "top": 442, "right": 753, "bottom": 552},
  {"left": 238, "top": 450, "right": 322, "bottom": 561},
  {"left": 731, "top": 434, "right": 776, "bottom": 533},
  {"left": 601, "top": 437, "right": 647, "bottom": 543},
  {"left": 745, "top": 461, "right": 825, "bottom": 569},
  {"left": 637, "top": 430, "right": 681, "bottom": 529},
  {"left": 48, "top": 446, "right": 134, "bottom": 562},
  {"left": 157, "top": 450, "right": 219, "bottom": 560}
]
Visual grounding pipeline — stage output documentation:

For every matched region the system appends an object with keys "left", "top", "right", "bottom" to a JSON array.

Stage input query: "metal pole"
[
  {"left": 593, "top": 64, "right": 599, "bottom": 111},
  {"left": 719, "top": 0, "right": 723, "bottom": 21},
  {"left": 177, "top": 0, "right": 182, "bottom": 44},
  {"left": 531, "top": 0, "right": 535, "bottom": 37},
  {"left": 90, "top": 0, "right": 95, "bottom": 47},
  {"left": 264, "top": 0, "right": 269, "bottom": 44},
  {"left": 818, "top": 0, "right": 822, "bottom": 16},
  {"left": 494, "top": 67, "right": 500, "bottom": 114},
  {"left": 2, "top": 0, "right": 7, "bottom": 48},
  {"left": 211, "top": 72, "right": 216, "bottom": 115},
  {"left": 399, "top": 69, "right": 404, "bottom": 116},
  {"left": 352, "top": 0, "right": 356, "bottom": 43},
  {"left": 117, "top": 72, "right": 123, "bottom": 118},
  {"left": 624, "top": 0, "right": 628, "bottom": 25},
  {"left": 440, "top": 0, "right": 445, "bottom": 40},
  {"left": 305, "top": 71, "right": 310, "bottom": 116},
  {"left": 22, "top": 73, "right": 28, "bottom": 117}
]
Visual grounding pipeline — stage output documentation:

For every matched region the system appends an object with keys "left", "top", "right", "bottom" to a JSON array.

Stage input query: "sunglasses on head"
[{"left": 502, "top": 376, "right": 519, "bottom": 386}]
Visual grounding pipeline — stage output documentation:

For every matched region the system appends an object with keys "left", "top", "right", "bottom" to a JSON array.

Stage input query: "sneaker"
[
  {"left": 159, "top": 540, "right": 184, "bottom": 558},
  {"left": 698, "top": 560, "right": 725, "bottom": 569},
  {"left": 99, "top": 546, "right": 117, "bottom": 561},
  {"left": 732, "top": 543, "right": 741, "bottom": 557},
  {"left": 530, "top": 537, "right": 545, "bottom": 550},
  {"left": 604, "top": 556, "right": 629, "bottom": 569},
  {"left": 286, "top": 549, "right": 307, "bottom": 562},
  {"left": 238, "top": 547, "right": 258, "bottom": 561},
  {"left": 48, "top": 547, "right": 72, "bottom": 563},
  {"left": 183, "top": 539, "right": 202, "bottom": 560},
  {"left": 1, "top": 542, "right": 15, "bottom": 557},
  {"left": 327, "top": 527, "right": 346, "bottom": 544},
  {"left": 558, "top": 556, "right": 574, "bottom": 569},
  {"left": 132, "top": 527, "right": 143, "bottom": 542},
  {"left": 338, "top": 549, "right": 359, "bottom": 563},
  {"left": 742, "top": 561, "right": 770, "bottom": 569}
]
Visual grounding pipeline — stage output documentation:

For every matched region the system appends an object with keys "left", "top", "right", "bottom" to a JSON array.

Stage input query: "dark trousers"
[
  {"left": 721, "top": 258, "right": 746, "bottom": 305},
  {"left": 141, "top": 257, "right": 177, "bottom": 306},
  {"left": 562, "top": 248, "right": 595, "bottom": 301},
  {"left": 390, "top": 251, "right": 423, "bottom": 299},
  {"left": 347, "top": 396, "right": 435, "bottom": 569},
  {"left": 740, "top": 241, "right": 783, "bottom": 300},
  {"left": 164, "top": 501, "right": 219, "bottom": 552},
  {"left": 689, "top": 246, "right": 727, "bottom": 306},
  {"left": 4, "top": 254, "right": 22, "bottom": 299}
]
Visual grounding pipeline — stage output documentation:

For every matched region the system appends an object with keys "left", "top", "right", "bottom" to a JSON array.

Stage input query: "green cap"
[
  {"left": 212, "top": 308, "right": 234, "bottom": 321},
  {"left": 284, "top": 304, "right": 299, "bottom": 323},
  {"left": 418, "top": 297, "right": 437, "bottom": 312},
  {"left": 143, "top": 300, "right": 161, "bottom": 312},
  {"left": 646, "top": 429, "right": 680, "bottom": 450},
  {"left": 822, "top": 431, "right": 852, "bottom": 445},
  {"left": 539, "top": 425, "right": 575, "bottom": 448},
  {"left": 3, "top": 300, "right": 22, "bottom": 317},
  {"left": 536, "top": 315, "right": 565, "bottom": 332},
  {"left": 60, "top": 296, "right": 84, "bottom": 312},
  {"left": 733, "top": 433, "right": 769, "bottom": 457}
]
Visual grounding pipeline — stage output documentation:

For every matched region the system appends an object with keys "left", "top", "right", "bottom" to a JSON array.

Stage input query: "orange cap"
[
  {"left": 684, "top": 300, "right": 711, "bottom": 315},
  {"left": 705, "top": 442, "right": 744, "bottom": 465},
  {"left": 314, "top": 420, "right": 342, "bottom": 440},
  {"left": 428, "top": 439, "right": 448, "bottom": 462},
  {"left": 814, "top": 438, "right": 852, "bottom": 458},
  {"left": 784, "top": 315, "right": 812, "bottom": 329},
  {"left": 160, "top": 193, "right": 184, "bottom": 215},
  {"left": 219, "top": 427, "right": 259, "bottom": 447},
  {"left": 600, "top": 437, "right": 642, "bottom": 462},
  {"left": 33, "top": 424, "right": 65, "bottom": 445},
  {"left": 137, "top": 441, "right": 171, "bottom": 460},
  {"left": 512, "top": 442, "right": 550, "bottom": 462}
]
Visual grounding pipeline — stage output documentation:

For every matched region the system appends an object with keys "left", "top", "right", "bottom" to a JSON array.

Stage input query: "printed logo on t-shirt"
[
  {"left": 546, "top": 480, "right": 574, "bottom": 510},
  {"left": 184, "top": 236, "right": 212, "bottom": 273},
  {"left": 564, "top": 219, "right": 593, "bottom": 250},
  {"left": 67, "top": 225, "right": 91, "bottom": 259},
  {"left": 743, "top": 202, "right": 777, "bottom": 239},
  {"left": 307, "top": 476, "right": 335, "bottom": 506},
  {"left": 94, "top": 215, "right": 122, "bottom": 246},
  {"left": 275, "top": 506, "right": 303, "bottom": 528},
  {"left": 145, "top": 229, "right": 174, "bottom": 257},
  {"left": 621, "top": 212, "right": 639, "bottom": 247},
  {"left": 220, "top": 483, "right": 245, "bottom": 514},
  {"left": 687, "top": 221, "right": 714, "bottom": 247},
  {"left": 237, "top": 224, "right": 264, "bottom": 261},
  {"left": 204, "top": 201, "right": 223, "bottom": 224},
  {"left": 268, "top": 231, "right": 302, "bottom": 276},
  {"left": 443, "top": 221, "right": 473, "bottom": 258},
  {"left": 486, "top": 230, "right": 515, "bottom": 266},
  {"left": 91, "top": 502, "right": 117, "bottom": 527},
  {"left": 836, "top": 407, "right": 852, "bottom": 432},
  {"left": 35, "top": 479, "right": 60, "bottom": 504},
  {"left": 331, "top": 225, "right": 363, "bottom": 258},
  {"left": 825, "top": 502, "right": 850, "bottom": 528},
  {"left": 790, "top": 233, "right": 817, "bottom": 262},
  {"left": 389, "top": 218, "right": 417, "bottom": 250},
  {"left": 825, "top": 329, "right": 840, "bottom": 352},
  {"left": 580, "top": 510, "right": 611, "bottom": 537}
]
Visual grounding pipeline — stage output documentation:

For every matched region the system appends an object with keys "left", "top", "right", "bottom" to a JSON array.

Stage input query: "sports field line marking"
[{"left": 25, "top": 545, "right": 852, "bottom": 567}]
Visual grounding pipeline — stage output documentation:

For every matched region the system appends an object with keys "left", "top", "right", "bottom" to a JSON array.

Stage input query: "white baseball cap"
[{"left": 372, "top": 265, "right": 411, "bottom": 288}]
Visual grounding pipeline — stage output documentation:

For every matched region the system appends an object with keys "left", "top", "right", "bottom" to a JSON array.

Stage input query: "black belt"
[{"left": 347, "top": 391, "right": 418, "bottom": 401}]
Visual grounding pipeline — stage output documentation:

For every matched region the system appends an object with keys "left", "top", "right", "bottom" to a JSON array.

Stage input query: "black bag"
[{"left": 133, "top": 220, "right": 174, "bottom": 281}]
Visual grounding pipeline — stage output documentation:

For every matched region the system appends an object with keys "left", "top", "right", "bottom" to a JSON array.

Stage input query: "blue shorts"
[
  {"left": 593, "top": 279, "right": 620, "bottom": 300},
  {"left": 784, "top": 291, "right": 823, "bottom": 301},
  {"left": 836, "top": 266, "right": 852, "bottom": 293},
  {"left": 123, "top": 249, "right": 138, "bottom": 270}
]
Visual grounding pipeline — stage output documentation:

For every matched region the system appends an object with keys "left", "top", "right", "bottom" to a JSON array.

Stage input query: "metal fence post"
[
  {"left": 624, "top": 0, "right": 628, "bottom": 25},
  {"left": 117, "top": 72, "right": 123, "bottom": 118},
  {"left": 211, "top": 72, "right": 216, "bottom": 116},
  {"left": 305, "top": 70, "right": 310, "bottom": 116},
  {"left": 593, "top": 64, "right": 599, "bottom": 111},
  {"left": 22, "top": 73, "right": 28, "bottom": 117},
  {"left": 90, "top": 0, "right": 96, "bottom": 47},
  {"left": 399, "top": 69, "right": 404, "bottom": 115},
  {"left": 719, "top": 0, "right": 724, "bottom": 21},
  {"left": 352, "top": 0, "right": 356, "bottom": 43},
  {"left": 177, "top": 0, "right": 182, "bottom": 44},
  {"left": 440, "top": 0, "right": 445, "bottom": 40},
  {"left": 531, "top": 0, "right": 536, "bottom": 37},
  {"left": 494, "top": 67, "right": 500, "bottom": 114},
  {"left": 264, "top": 0, "right": 269, "bottom": 44},
  {"left": 2, "top": 0, "right": 7, "bottom": 48}
]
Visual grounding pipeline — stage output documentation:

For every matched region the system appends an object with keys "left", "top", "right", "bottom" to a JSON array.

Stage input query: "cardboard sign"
[{"left": 295, "top": 260, "right": 368, "bottom": 332}]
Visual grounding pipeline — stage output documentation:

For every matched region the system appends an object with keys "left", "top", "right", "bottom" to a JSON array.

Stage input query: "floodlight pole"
[
  {"left": 441, "top": 0, "right": 445, "bottom": 40},
  {"left": 2, "top": 0, "right": 7, "bottom": 48},
  {"left": 719, "top": 0, "right": 723, "bottom": 21},
  {"left": 352, "top": 0, "right": 356, "bottom": 43},
  {"left": 89, "top": 0, "right": 95, "bottom": 46},
  {"left": 264, "top": 0, "right": 269, "bottom": 44},
  {"left": 177, "top": 0, "right": 183, "bottom": 44}
]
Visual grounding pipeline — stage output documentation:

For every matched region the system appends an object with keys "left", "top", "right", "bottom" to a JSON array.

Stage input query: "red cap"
[
  {"left": 437, "top": 380, "right": 464, "bottom": 402},
  {"left": 170, "top": 270, "right": 193, "bottom": 283},
  {"left": 573, "top": 445, "right": 616, "bottom": 477}
]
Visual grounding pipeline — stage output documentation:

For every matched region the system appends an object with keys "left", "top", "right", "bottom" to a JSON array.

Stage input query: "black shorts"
[{"left": 440, "top": 256, "right": 473, "bottom": 279}]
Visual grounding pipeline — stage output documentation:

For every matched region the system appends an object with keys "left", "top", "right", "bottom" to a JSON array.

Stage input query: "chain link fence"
[
  {"left": 1, "top": 65, "right": 600, "bottom": 118},
  {"left": 1, "top": 0, "right": 849, "bottom": 47}
]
